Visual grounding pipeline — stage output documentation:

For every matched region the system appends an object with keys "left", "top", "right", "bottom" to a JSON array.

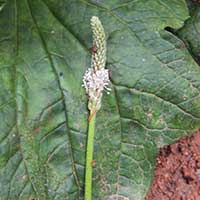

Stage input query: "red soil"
[{"left": 146, "top": 131, "right": 200, "bottom": 200}]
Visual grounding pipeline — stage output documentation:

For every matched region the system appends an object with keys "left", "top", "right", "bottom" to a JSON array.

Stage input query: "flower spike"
[
  {"left": 83, "top": 16, "right": 110, "bottom": 112},
  {"left": 83, "top": 16, "right": 110, "bottom": 200}
]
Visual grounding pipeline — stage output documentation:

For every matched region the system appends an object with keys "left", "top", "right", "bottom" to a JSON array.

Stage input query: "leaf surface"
[
  {"left": 0, "top": 0, "right": 200, "bottom": 199},
  {"left": 178, "top": 6, "right": 200, "bottom": 62}
]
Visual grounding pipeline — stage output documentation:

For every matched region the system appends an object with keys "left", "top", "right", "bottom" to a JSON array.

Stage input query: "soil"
[
  {"left": 146, "top": 130, "right": 200, "bottom": 200},
  {"left": 193, "top": 0, "right": 200, "bottom": 4}
]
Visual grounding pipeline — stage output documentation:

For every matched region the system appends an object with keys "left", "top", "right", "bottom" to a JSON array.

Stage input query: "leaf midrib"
[{"left": 26, "top": 0, "right": 81, "bottom": 194}]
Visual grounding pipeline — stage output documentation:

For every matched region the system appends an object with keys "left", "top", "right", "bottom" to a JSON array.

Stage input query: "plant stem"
[{"left": 85, "top": 110, "right": 96, "bottom": 200}]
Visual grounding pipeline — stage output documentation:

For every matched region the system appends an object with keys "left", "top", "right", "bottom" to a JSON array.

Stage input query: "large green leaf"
[{"left": 1, "top": 0, "right": 200, "bottom": 199}]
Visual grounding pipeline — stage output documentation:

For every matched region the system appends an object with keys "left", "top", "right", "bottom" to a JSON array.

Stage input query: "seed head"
[
  {"left": 91, "top": 16, "right": 106, "bottom": 71},
  {"left": 83, "top": 16, "right": 110, "bottom": 111}
]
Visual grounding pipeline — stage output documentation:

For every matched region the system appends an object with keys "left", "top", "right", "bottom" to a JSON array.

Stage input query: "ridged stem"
[{"left": 85, "top": 110, "right": 96, "bottom": 200}]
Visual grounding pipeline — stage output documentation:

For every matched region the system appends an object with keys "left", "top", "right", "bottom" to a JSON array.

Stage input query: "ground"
[{"left": 146, "top": 130, "right": 200, "bottom": 200}]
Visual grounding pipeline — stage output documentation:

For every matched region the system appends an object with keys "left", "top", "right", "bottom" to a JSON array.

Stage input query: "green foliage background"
[{"left": 1, "top": 0, "right": 200, "bottom": 199}]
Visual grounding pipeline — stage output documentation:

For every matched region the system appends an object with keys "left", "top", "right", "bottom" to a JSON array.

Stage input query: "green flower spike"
[{"left": 82, "top": 16, "right": 110, "bottom": 200}]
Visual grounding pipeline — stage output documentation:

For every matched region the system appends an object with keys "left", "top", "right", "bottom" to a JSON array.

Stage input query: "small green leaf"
[{"left": 178, "top": 6, "right": 200, "bottom": 61}]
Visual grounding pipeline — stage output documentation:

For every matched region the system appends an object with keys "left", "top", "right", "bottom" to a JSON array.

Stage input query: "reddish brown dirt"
[
  {"left": 146, "top": 131, "right": 200, "bottom": 200},
  {"left": 193, "top": 0, "right": 200, "bottom": 4}
]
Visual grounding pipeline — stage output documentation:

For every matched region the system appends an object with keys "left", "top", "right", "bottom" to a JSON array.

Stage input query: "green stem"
[{"left": 85, "top": 110, "right": 96, "bottom": 200}]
